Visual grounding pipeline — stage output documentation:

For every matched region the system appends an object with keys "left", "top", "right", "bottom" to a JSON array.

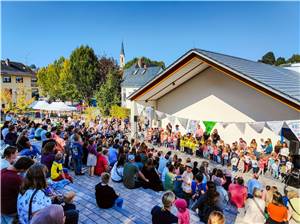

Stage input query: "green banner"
[{"left": 203, "top": 121, "right": 217, "bottom": 134}]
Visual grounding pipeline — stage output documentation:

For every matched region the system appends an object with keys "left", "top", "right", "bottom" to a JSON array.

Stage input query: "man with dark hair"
[
  {"left": 1, "top": 157, "right": 34, "bottom": 223},
  {"left": 1, "top": 146, "right": 18, "bottom": 170},
  {"left": 42, "top": 132, "right": 56, "bottom": 148}
]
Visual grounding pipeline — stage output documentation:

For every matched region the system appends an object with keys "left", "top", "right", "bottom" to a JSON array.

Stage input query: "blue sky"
[{"left": 1, "top": 1, "right": 299, "bottom": 67}]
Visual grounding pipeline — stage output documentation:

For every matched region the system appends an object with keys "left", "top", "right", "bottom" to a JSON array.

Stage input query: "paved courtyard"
[
  {"left": 64, "top": 172, "right": 237, "bottom": 224},
  {"left": 61, "top": 144, "right": 296, "bottom": 224}
]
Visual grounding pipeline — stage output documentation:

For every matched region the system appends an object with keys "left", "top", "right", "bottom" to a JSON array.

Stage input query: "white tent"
[
  {"left": 45, "top": 102, "right": 76, "bottom": 111},
  {"left": 31, "top": 101, "right": 50, "bottom": 110}
]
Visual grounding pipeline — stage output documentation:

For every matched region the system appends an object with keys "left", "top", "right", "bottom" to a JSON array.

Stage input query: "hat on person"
[
  {"left": 186, "top": 162, "right": 193, "bottom": 168},
  {"left": 31, "top": 204, "right": 64, "bottom": 224},
  {"left": 128, "top": 154, "right": 135, "bottom": 161},
  {"left": 174, "top": 199, "right": 187, "bottom": 212}
]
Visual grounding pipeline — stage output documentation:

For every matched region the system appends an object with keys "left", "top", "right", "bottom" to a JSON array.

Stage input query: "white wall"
[{"left": 155, "top": 67, "right": 299, "bottom": 144}]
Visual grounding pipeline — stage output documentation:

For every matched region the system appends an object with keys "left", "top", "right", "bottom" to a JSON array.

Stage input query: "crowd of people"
[
  {"left": 146, "top": 123, "right": 294, "bottom": 182},
  {"left": 1, "top": 113, "right": 300, "bottom": 224}
]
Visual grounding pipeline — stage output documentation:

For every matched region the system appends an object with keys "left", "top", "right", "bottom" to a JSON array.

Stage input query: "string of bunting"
[{"left": 134, "top": 103, "right": 300, "bottom": 139}]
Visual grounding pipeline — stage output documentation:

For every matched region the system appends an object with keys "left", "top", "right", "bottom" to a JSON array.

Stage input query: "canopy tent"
[
  {"left": 45, "top": 102, "right": 77, "bottom": 111},
  {"left": 30, "top": 100, "right": 50, "bottom": 110}
]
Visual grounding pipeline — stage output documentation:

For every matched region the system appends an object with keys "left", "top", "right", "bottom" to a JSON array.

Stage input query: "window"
[
  {"left": 16, "top": 77, "right": 23, "bottom": 83},
  {"left": 2, "top": 76, "right": 11, "bottom": 83}
]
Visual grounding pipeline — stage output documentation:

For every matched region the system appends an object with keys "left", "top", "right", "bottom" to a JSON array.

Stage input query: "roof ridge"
[{"left": 195, "top": 48, "right": 279, "bottom": 67}]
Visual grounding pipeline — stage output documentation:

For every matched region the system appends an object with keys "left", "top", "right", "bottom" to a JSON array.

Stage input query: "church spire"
[{"left": 120, "top": 41, "right": 125, "bottom": 69}]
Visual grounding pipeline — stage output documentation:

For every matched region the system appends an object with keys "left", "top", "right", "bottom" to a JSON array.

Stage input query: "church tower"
[{"left": 120, "top": 41, "right": 125, "bottom": 69}]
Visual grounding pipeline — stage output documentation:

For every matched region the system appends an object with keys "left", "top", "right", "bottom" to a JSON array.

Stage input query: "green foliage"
[
  {"left": 84, "top": 107, "right": 101, "bottom": 125},
  {"left": 110, "top": 105, "right": 130, "bottom": 119},
  {"left": 287, "top": 54, "right": 300, "bottom": 63},
  {"left": 124, "top": 57, "right": 165, "bottom": 69},
  {"left": 97, "top": 56, "right": 119, "bottom": 85},
  {"left": 59, "top": 60, "right": 80, "bottom": 102},
  {"left": 275, "top": 57, "right": 286, "bottom": 66},
  {"left": 259, "top": 52, "right": 300, "bottom": 66},
  {"left": 37, "top": 57, "right": 80, "bottom": 101},
  {"left": 259, "top": 52, "right": 276, "bottom": 65},
  {"left": 69, "top": 45, "right": 100, "bottom": 101},
  {"left": 95, "top": 71, "right": 122, "bottom": 116}
]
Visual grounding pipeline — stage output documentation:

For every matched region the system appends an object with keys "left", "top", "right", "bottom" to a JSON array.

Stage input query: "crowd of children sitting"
[
  {"left": 1, "top": 114, "right": 299, "bottom": 224},
  {"left": 146, "top": 123, "right": 295, "bottom": 183}
]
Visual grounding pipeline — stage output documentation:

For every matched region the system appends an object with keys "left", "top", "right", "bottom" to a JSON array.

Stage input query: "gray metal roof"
[
  {"left": 1, "top": 60, "right": 35, "bottom": 77},
  {"left": 121, "top": 65, "right": 162, "bottom": 88},
  {"left": 195, "top": 49, "right": 300, "bottom": 104}
]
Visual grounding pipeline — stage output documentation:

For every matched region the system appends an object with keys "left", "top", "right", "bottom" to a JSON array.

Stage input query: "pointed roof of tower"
[{"left": 120, "top": 42, "right": 125, "bottom": 55}]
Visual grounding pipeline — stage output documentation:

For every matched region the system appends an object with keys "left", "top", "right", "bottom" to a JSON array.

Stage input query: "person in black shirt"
[
  {"left": 95, "top": 172, "right": 123, "bottom": 209},
  {"left": 4, "top": 125, "right": 18, "bottom": 146},
  {"left": 42, "top": 132, "right": 56, "bottom": 148},
  {"left": 151, "top": 191, "right": 178, "bottom": 224},
  {"left": 16, "top": 130, "right": 31, "bottom": 151}
]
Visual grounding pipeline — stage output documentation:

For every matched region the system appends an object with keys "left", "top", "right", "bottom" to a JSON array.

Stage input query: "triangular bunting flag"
[
  {"left": 220, "top": 122, "right": 230, "bottom": 129},
  {"left": 136, "top": 104, "right": 145, "bottom": 116},
  {"left": 284, "top": 120, "right": 300, "bottom": 141},
  {"left": 177, "top": 117, "right": 189, "bottom": 129},
  {"left": 266, "top": 121, "right": 284, "bottom": 135},
  {"left": 248, "top": 122, "right": 265, "bottom": 134},
  {"left": 203, "top": 121, "right": 217, "bottom": 134},
  {"left": 235, "top": 123, "right": 246, "bottom": 134},
  {"left": 156, "top": 110, "right": 166, "bottom": 120},
  {"left": 167, "top": 115, "right": 176, "bottom": 126}
]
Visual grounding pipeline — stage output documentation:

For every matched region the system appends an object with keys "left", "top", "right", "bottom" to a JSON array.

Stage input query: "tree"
[
  {"left": 110, "top": 105, "right": 130, "bottom": 119},
  {"left": 97, "top": 56, "right": 119, "bottom": 86},
  {"left": 59, "top": 59, "right": 80, "bottom": 102},
  {"left": 259, "top": 52, "right": 276, "bottom": 65},
  {"left": 15, "top": 84, "right": 34, "bottom": 113},
  {"left": 275, "top": 57, "right": 286, "bottom": 66},
  {"left": 37, "top": 57, "right": 65, "bottom": 100},
  {"left": 69, "top": 45, "right": 99, "bottom": 102},
  {"left": 287, "top": 54, "right": 300, "bottom": 63},
  {"left": 29, "top": 64, "right": 37, "bottom": 70},
  {"left": 1, "top": 88, "right": 13, "bottom": 113},
  {"left": 95, "top": 70, "right": 122, "bottom": 116},
  {"left": 124, "top": 57, "right": 165, "bottom": 69}
]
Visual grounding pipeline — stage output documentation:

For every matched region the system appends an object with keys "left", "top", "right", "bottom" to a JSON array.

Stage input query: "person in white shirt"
[
  {"left": 182, "top": 163, "right": 194, "bottom": 206},
  {"left": 111, "top": 154, "right": 126, "bottom": 182}
]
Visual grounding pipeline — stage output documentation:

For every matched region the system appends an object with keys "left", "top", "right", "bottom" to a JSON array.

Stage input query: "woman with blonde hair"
[
  {"left": 151, "top": 191, "right": 178, "bottom": 224},
  {"left": 208, "top": 211, "right": 225, "bottom": 224}
]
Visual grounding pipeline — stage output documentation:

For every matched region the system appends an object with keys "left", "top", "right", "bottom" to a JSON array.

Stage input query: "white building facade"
[{"left": 129, "top": 49, "right": 300, "bottom": 144}]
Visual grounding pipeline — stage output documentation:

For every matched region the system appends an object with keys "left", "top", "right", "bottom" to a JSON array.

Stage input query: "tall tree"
[
  {"left": 259, "top": 52, "right": 276, "bottom": 65},
  {"left": 69, "top": 45, "right": 99, "bottom": 102},
  {"left": 287, "top": 54, "right": 300, "bottom": 63},
  {"left": 36, "top": 57, "right": 65, "bottom": 100},
  {"left": 59, "top": 59, "right": 80, "bottom": 102},
  {"left": 97, "top": 56, "right": 119, "bottom": 86},
  {"left": 95, "top": 71, "right": 122, "bottom": 116},
  {"left": 124, "top": 57, "right": 165, "bottom": 69},
  {"left": 275, "top": 57, "right": 286, "bottom": 66}
]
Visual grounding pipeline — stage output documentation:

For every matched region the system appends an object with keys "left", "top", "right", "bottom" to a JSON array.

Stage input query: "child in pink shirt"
[{"left": 175, "top": 199, "right": 190, "bottom": 224}]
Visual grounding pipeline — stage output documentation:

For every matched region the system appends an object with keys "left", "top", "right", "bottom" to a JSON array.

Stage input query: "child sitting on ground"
[
  {"left": 63, "top": 191, "right": 76, "bottom": 211},
  {"left": 95, "top": 172, "right": 124, "bottom": 208},
  {"left": 175, "top": 198, "right": 190, "bottom": 224},
  {"left": 51, "top": 152, "right": 73, "bottom": 183}
]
